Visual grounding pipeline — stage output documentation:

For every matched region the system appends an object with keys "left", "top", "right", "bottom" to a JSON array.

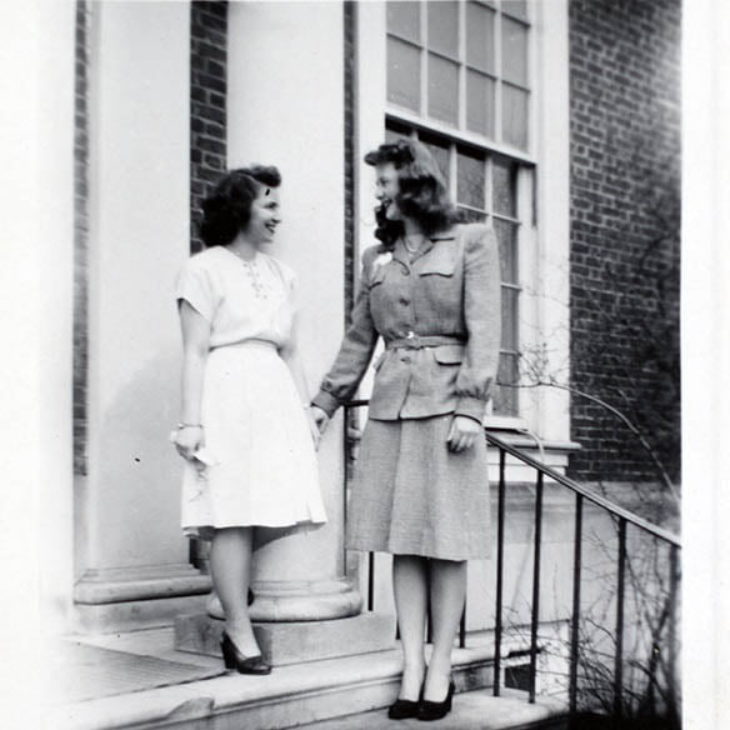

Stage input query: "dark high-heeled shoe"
[
  {"left": 388, "top": 697, "right": 420, "bottom": 720},
  {"left": 417, "top": 681, "right": 455, "bottom": 722},
  {"left": 220, "top": 631, "right": 271, "bottom": 675},
  {"left": 388, "top": 678, "right": 425, "bottom": 720}
]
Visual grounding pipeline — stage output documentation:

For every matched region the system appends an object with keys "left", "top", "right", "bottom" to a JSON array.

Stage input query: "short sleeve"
[{"left": 175, "top": 259, "right": 216, "bottom": 322}]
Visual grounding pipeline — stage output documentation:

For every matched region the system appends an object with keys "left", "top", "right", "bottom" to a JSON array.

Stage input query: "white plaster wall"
[
  {"left": 227, "top": 1, "right": 347, "bottom": 581},
  {"left": 85, "top": 1, "right": 191, "bottom": 571}
]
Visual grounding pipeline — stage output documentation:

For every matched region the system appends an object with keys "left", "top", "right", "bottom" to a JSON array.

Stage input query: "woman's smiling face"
[
  {"left": 375, "top": 162, "right": 402, "bottom": 221},
  {"left": 244, "top": 186, "right": 281, "bottom": 244}
]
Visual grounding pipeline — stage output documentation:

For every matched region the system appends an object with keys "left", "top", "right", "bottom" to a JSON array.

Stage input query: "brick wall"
[
  {"left": 568, "top": 0, "right": 681, "bottom": 483},
  {"left": 73, "top": 0, "right": 90, "bottom": 475},
  {"left": 344, "top": 1, "right": 356, "bottom": 322},
  {"left": 190, "top": 1, "right": 228, "bottom": 254}
]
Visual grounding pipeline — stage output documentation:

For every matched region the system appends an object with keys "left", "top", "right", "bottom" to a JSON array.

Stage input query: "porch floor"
[{"left": 45, "top": 626, "right": 567, "bottom": 730}]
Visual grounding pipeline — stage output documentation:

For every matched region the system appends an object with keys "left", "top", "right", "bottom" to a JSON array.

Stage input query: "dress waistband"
[
  {"left": 210, "top": 338, "right": 279, "bottom": 353},
  {"left": 385, "top": 334, "right": 465, "bottom": 350}
]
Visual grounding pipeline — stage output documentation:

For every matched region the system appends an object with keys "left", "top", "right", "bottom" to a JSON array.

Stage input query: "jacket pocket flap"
[
  {"left": 433, "top": 344, "right": 465, "bottom": 364},
  {"left": 418, "top": 247, "right": 456, "bottom": 276}
]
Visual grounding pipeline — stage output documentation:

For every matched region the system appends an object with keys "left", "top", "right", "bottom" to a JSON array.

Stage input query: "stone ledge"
[
  {"left": 175, "top": 612, "right": 397, "bottom": 666},
  {"left": 73, "top": 594, "right": 209, "bottom": 635},
  {"left": 75, "top": 566, "right": 211, "bottom": 604}
]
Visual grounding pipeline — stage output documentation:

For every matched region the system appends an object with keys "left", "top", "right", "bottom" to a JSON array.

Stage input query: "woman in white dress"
[{"left": 172, "top": 166, "right": 326, "bottom": 674}]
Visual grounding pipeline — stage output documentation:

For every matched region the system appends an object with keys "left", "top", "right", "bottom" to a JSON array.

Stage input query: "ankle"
[{"left": 399, "top": 661, "right": 425, "bottom": 700}]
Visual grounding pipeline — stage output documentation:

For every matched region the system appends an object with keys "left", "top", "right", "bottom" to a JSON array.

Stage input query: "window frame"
[{"left": 386, "top": 0, "right": 533, "bottom": 159}]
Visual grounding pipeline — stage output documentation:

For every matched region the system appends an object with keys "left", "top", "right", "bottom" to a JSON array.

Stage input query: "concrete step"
[
  {"left": 298, "top": 690, "right": 568, "bottom": 730},
  {"left": 45, "top": 628, "right": 567, "bottom": 730}
]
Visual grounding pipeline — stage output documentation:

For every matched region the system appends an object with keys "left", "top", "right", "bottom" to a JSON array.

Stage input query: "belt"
[{"left": 385, "top": 333, "right": 465, "bottom": 350}]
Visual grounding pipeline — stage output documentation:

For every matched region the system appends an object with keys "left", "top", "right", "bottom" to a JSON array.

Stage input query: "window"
[
  {"left": 385, "top": 1, "right": 534, "bottom": 419},
  {"left": 387, "top": 0, "right": 531, "bottom": 151}
]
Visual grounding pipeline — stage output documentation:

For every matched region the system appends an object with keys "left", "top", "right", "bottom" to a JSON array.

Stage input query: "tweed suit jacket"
[{"left": 312, "top": 223, "right": 502, "bottom": 423}]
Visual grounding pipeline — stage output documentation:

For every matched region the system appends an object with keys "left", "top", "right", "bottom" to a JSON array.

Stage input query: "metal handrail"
[{"left": 484, "top": 431, "right": 681, "bottom": 547}]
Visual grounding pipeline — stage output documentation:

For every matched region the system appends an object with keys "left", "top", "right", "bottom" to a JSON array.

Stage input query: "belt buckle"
[{"left": 405, "top": 331, "right": 418, "bottom": 348}]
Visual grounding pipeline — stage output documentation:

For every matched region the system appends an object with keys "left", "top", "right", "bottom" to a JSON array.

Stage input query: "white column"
[
  {"left": 227, "top": 0, "right": 361, "bottom": 619},
  {"left": 74, "top": 1, "right": 210, "bottom": 632},
  {"left": 1, "top": 0, "right": 75, "bottom": 721}
]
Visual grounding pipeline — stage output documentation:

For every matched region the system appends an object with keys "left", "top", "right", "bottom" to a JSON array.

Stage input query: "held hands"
[
  {"left": 446, "top": 415, "right": 482, "bottom": 453},
  {"left": 310, "top": 405, "right": 330, "bottom": 435}
]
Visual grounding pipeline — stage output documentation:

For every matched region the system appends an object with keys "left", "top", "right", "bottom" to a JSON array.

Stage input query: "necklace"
[{"left": 403, "top": 234, "right": 426, "bottom": 254}]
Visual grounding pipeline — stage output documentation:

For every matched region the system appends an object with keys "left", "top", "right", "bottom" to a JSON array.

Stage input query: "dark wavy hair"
[
  {"left": 199, "top": 166, "right": 281, "bottom": 247},
  {"left": 364, "top": 138, "right": 454, "bottom": 250}
]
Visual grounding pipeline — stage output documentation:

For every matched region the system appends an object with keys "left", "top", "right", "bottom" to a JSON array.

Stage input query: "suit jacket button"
[{"left": 399, "top": 297, "right": 410, "bottom": 306}]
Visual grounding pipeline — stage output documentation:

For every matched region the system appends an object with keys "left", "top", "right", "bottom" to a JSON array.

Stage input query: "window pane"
[
  {"left": 493, "top": 353, "right": 519, "bottom": 416},
  {"left": 428, "top": 54, "right": 459, "bottom": 126},
  {"left": 387, "top": 1, "right": 420, "bottom": 43},
  {"left": 502, "top": 1, "right": 528, "bottom": 22},
  {"left": 466, "top": 2, "right": 495, "bottom": 74},
  {"left": 501, "top": 286, "right": 519, "bottom": 350},
  {"left": 466, "top": 70, "right": 496, "bottom": 137},
  {"left": 492, "top": 158, "right": 517, "bottom": 217},
  {"left": 502, "top": 83, "right": 529, "bottom": 149},
  {"left": 457, "top": 150, "right": 486, "bottom": 209},
  {"left": 419, "top": 135, "right": 451, "bottom": 187},
  {"left": 387, "top": 37, "right": 421, "bottom": 112},
  {"left": 427, "top": 1, "right": 459, "bottom": 59},
  {"left": 493, "top": 218, "right": 518, "bottom": 283},
  {"left": 501, "top": 16, "right": 528, "bottom": 87}
]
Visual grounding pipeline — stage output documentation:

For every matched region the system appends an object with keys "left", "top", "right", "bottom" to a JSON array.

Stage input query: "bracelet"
[{"left": 177, "top": 423, "right": 203, "bottom": 430}]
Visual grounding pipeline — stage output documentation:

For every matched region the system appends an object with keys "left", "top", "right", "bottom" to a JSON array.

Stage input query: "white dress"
[{"left": 175, "top": 246, "right": 326, "bottom": 539}]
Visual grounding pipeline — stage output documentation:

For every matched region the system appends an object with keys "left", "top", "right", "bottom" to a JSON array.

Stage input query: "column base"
[
  {"left": 205, "top": 576, "right": 363, "bottom": 622},
  {"left": 175, "top": 612, "right": 397, "bottom": 666}
]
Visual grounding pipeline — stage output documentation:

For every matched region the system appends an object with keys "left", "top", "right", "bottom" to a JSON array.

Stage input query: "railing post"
[
  {"left": 367, "top": 551, "right": 374, "bottom": 612},
  {"left": 529, "top": 470, "right": 544, "bottom": 703},
  {"left": 426, "top": 561, "right": 433, "bottom": 644},
  {"left": 614, "top": 518, "right": 627, "bottom": 722},
  {"left": 667, "top": 544, "right": 679, "bottom": 716},
  {"left": 493, "top": 447, "right": 507, "bottom": 696},
  {"left": 569, "top": 493, "right": 583, "bottom": 715}
]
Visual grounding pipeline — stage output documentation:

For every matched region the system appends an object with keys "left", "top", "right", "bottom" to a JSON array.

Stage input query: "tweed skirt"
[{"left": 346, "top": 414, "right": 491, "bottom": 560}]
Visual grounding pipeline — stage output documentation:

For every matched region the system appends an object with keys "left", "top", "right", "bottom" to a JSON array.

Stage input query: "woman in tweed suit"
[{"left": 311, "top": 139, "right": 501, "bottom": 720}]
